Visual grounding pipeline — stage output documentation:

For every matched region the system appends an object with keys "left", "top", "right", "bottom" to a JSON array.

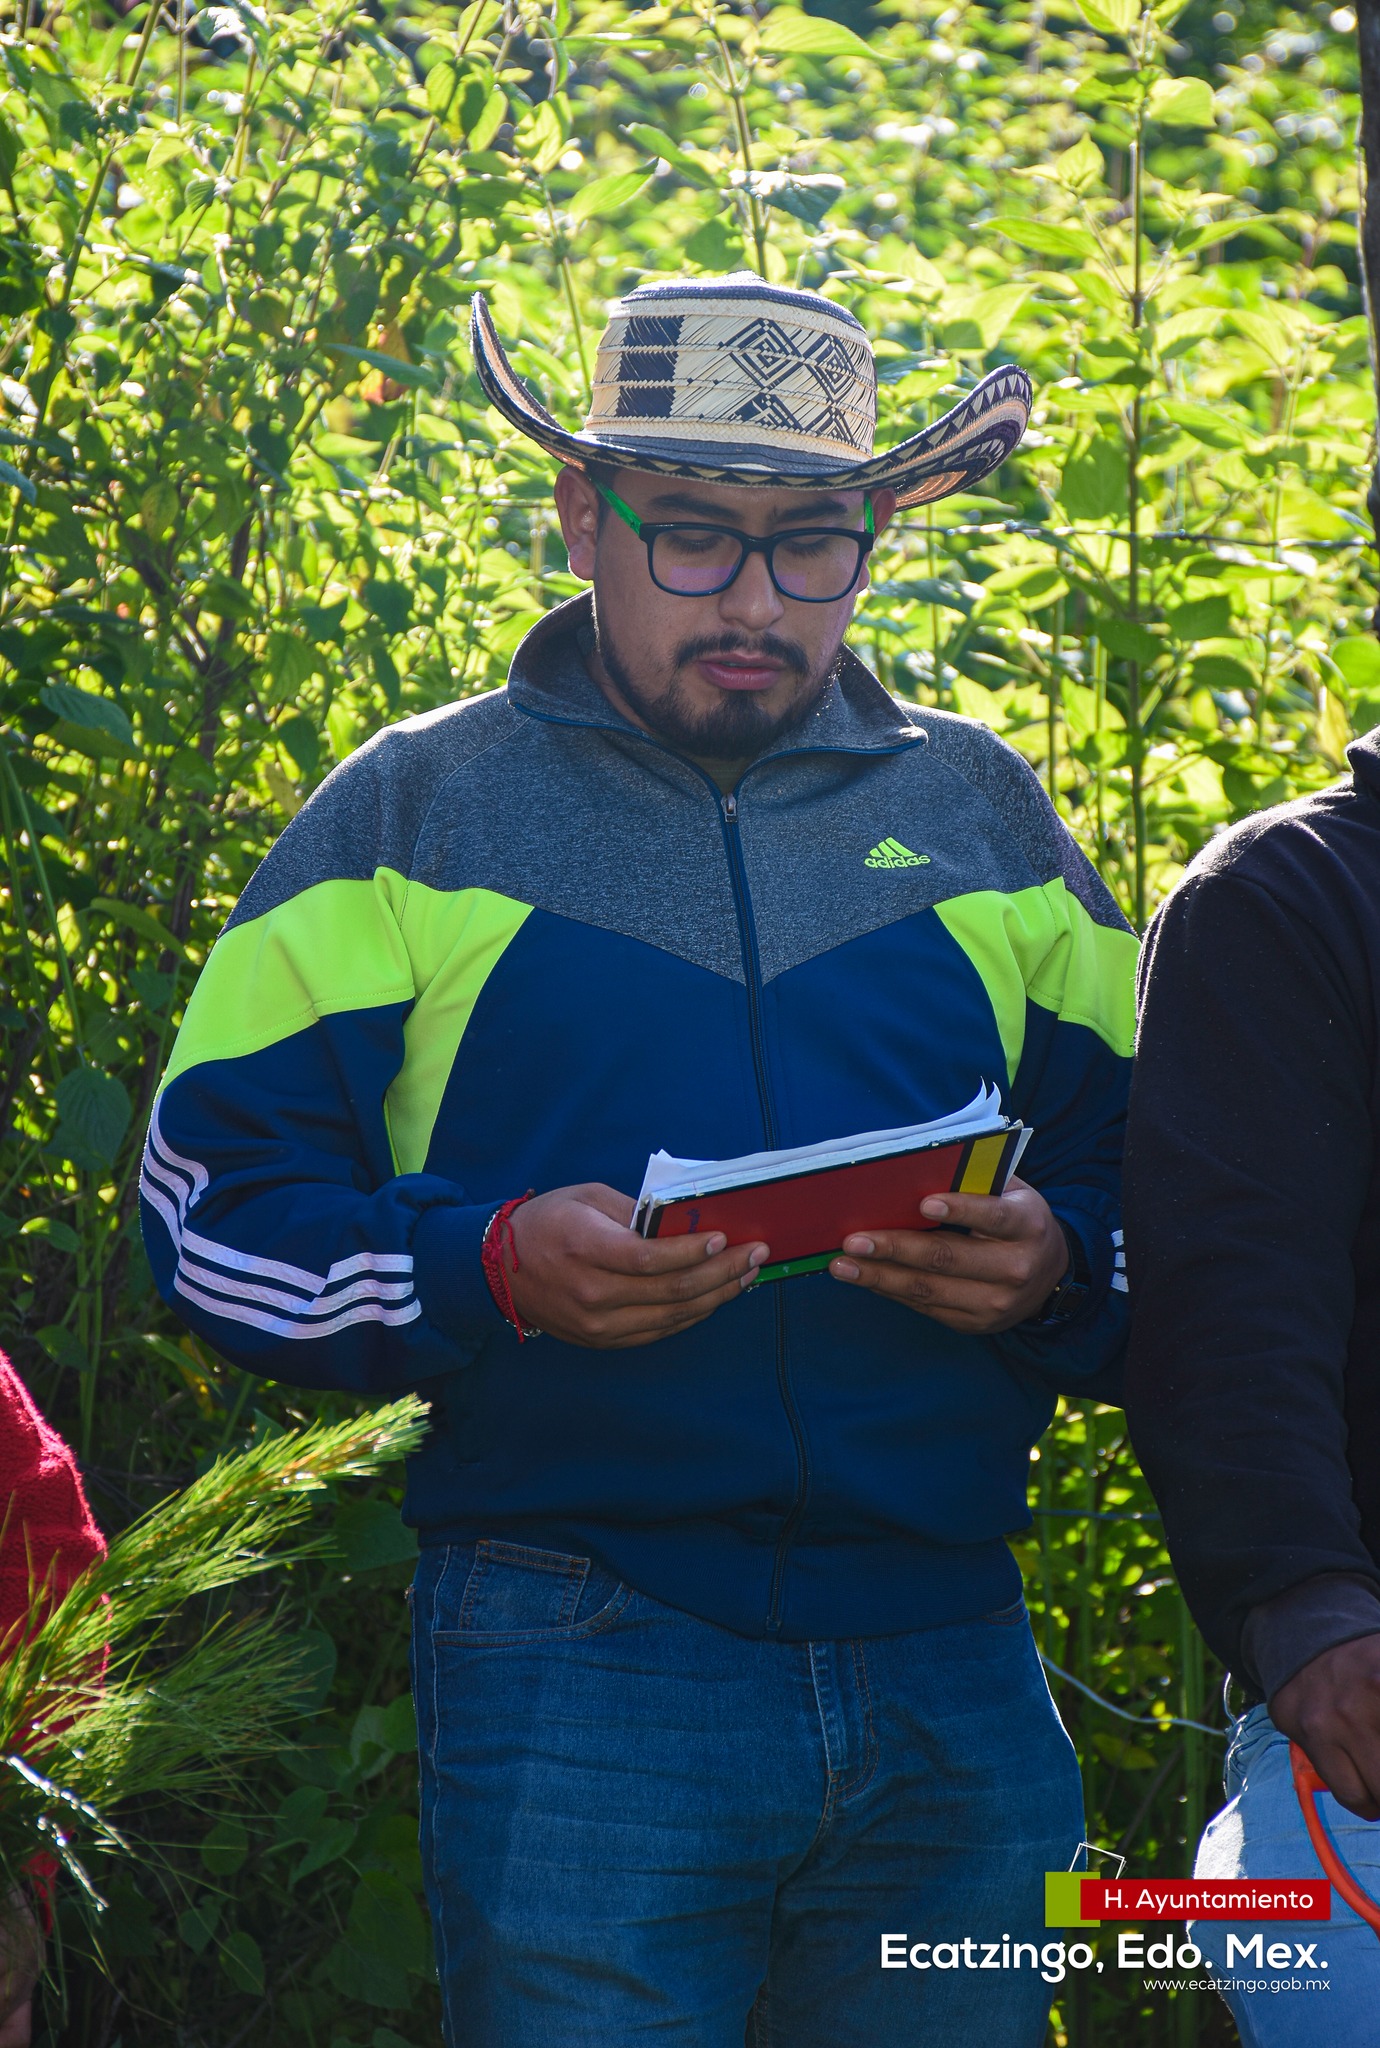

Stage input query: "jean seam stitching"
[
  {"left": 836, "top": 1639, "right": 879, "bottom": 1803},
  {"left": 419, "top": 1552, "right": 454, "bottom": 2039},
  {"left": 432, "top": 1580, "right": 634, "bottom": 1646}
]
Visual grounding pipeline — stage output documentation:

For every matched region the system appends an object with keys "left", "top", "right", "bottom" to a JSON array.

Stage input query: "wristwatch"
[{"left": 1028, "top": 1222, "right": 1093, "bottom": 1329}]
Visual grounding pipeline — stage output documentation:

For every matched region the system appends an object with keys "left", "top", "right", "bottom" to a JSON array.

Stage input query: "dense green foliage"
[{"left": 0, "top": 0, "right": 1369, "bottom": 2037}]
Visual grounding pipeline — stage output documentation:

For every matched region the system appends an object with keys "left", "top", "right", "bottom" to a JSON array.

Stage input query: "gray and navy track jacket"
[{"left": 142, "top": 593, "right": 1136, "bottom": 1640}]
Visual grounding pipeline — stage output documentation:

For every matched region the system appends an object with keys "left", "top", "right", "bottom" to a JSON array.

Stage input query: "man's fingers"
[
  {"left": 572, "top": 1269, "right": 768, "bottom": 1347},
  {"left": 607, "top": 1238, "right": 768, "bottom": 1305},
  {"left": 828, "top": 1257, "right": 1018, "bottom": 1320},
  {"left": 911, "top": 1184, "right": 1034, "bottom": 1240},
  {"left": 837, "top": 1228, "right": 1033, "bottom": 1287},
  {"left": 567, "top": 1182, "right": 639, "bottom": 1228},
  {"left": 593, "top": 1224, "right": 769, "bottom": 1284},
  {"left": 1298, "top": 1739, "right": 1380, "bottom": 1822}
]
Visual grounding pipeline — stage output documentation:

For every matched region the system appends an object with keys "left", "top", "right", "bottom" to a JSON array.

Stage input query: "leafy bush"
[{"left": 0, "top": 0, "right": 1366, "bottom": 2038}]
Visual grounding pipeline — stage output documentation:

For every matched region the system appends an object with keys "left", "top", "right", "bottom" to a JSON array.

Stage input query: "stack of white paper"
[{"left": 633, "top": 1084, "right": 1026, "bottom": 1232}]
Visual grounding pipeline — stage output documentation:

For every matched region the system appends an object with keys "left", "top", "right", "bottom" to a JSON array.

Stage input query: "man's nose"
[{"left": 718, "top": 547, "right": 784, "bottom": 630}]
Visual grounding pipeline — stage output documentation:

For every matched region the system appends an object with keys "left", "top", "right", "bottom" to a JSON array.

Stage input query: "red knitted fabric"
[
  {"left": 0, "top": 1352, "right": 106, "bottom": 1924},
  {"left": 0, "top": 1352, "right": 104, "bottom": 1656}
]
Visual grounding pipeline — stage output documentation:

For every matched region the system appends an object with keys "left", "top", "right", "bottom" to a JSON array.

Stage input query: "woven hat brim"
[{"left": 470, "top": 292, "right": 1031, "bottom": 509}]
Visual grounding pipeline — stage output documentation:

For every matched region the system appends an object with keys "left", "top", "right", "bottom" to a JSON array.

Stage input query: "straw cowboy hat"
[{"left": 470, "top": 270, "right": 1031, "bottom": 507}]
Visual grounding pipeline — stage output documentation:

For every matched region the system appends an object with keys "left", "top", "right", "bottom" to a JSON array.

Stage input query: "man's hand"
[
  {"left": 1272, "top": 1633, "right": 1380, "bottom": 1820},
  {"left": 826, "top": 1177, "right": 1071, "bottom": 1334},
  {"left": 508, "top": 1184, "right": 768, "bottom": 1348}
]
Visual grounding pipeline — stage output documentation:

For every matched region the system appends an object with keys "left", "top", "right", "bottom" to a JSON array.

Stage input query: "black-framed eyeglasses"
[{"left": 592, "top": 480, "right": 875, "bottom": 604}]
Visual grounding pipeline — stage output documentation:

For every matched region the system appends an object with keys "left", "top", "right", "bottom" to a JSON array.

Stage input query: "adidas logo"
[{"left": 865, "top": 837, "right": 931, "bottom": 869}]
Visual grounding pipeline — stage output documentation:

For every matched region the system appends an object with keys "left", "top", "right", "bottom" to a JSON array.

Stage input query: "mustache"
[{"left": 673, "top": 632, "right": 810, "bottom": 678}]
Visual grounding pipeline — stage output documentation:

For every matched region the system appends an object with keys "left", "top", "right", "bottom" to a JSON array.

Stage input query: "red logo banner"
[{"left": 1080, "top": 1879, "right": 1329, "bottom": 1922}]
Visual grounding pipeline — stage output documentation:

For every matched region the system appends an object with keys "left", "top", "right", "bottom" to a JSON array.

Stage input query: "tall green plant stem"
[
  {"left": 1125, "top": 35, "right": 1149, "bottom": 931},
  {"left": 712, "top": 22, "right": 767, "bottom": 275}
]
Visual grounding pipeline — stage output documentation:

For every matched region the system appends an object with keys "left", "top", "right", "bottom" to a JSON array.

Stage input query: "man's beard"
[{"left": 594, "top": 613, "right": 840, "bottom": 764}]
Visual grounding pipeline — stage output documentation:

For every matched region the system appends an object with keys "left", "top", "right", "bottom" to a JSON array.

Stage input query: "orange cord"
[{"left": 1290, "top": 1741, "right": 1380, "bottom": 1938}]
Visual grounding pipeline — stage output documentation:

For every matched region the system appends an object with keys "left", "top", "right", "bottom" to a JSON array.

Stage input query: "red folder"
[{"left": 643, "top": 1128, "right": 1025, "bottom": 1283}]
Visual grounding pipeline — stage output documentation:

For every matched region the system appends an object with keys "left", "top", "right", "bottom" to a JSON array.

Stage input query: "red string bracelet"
[{"left": 481, "top": 1192, "right": 541, "bottom": 1341}]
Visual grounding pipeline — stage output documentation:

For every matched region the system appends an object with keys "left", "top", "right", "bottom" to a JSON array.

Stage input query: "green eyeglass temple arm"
[{"left": 589, "top": 477, "right": 875, "bottom": 537}]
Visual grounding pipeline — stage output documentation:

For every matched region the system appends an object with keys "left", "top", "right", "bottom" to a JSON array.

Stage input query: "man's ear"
[
  {"left": 852, "top": 488, "right": 899, "bottom": 601},
  {"left": 554, "top": 464, "right": 600, "bottom": 581},
  {"left": 869, "top": 487, "right": 899, "bottom": 540}
]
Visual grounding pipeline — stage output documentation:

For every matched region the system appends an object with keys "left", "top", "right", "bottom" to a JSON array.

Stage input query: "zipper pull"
[{"left": 723, "top": 791, "right": 738, "bottom": 822}]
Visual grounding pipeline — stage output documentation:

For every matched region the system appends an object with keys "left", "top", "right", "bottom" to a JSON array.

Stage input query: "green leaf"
[
  {"left": 379, "top": 1691, "right": 418, "bottom": 1753},
  {"left": 619, "top": 123, "right": 716, "bottom": 188},
  {"left": 566, "top": 169, "right": 651, "bottom": 224},
  {"left": 326, "top": 1944, "right": 412, "bottom": 2010},
  {"left": 992, "top": 218, "right": 1098, "bottom": 259},
  {"left": 1098, "top": 618, "right": 1162, "bottom": 665},
  {"left": 21, "top": 1216, "right": 82, "bottom": 1253},
  {"left": 1077, "top": 0, "right": 1140, "bottom": 32},
  {"left": 178, "top": 1899, "right": 221, "bottom": 1957},
  {"left": 940, "top": 283, "right": 1029, "bottom": 352},
  {"left": 293, "top": 1815, "right": 357, "bottom": 1881},
  {"left": 425, "top": 60, "right": 457, "bottom": 115},
  {"left": 200, "top": 1817, "right": 250, "bottom": 1876},
  {"left": 86, "top": 895, "right": 189, "bottom": 960},
  {"left": 1053, "top": 134, "right": 1104, "bottom": 193},
  {"left": 35, "top": 1325, "right": 89, "bottom": 1371},
  {"left": 220, "top": 1930, "right": 265, "bottom": 1996},
  {"left": 1167, "top": 596, "right": 1231, "bottom": 642},
  {"left": 1058, "top": 436, "right": 1127, "bottom": 521},
  {"left": 40, "top": 683, "right": 134, "bottom": 748},
  {"left": 1332, "top": 637, "right": 1380, "bottom": 692},
  {"left": 756, "top": 9, "right": 875, "bottom": 59},
  {"left": 349, "top": 1870, "right": 430, "bottom": 1974},
  {"left": 755, "top": 172, "right": 845, "bottom": 226},
  {"left": 361, "top": 578, "right": 412, "bottom": 636},
  {"left": 1160, "top": 400, "right": 1248, "bottom": 451},
  {"left": 50, "top": 1065, "right": 131, "bottom": 1169},
  {"left": 323, "top": 345, "right": 432, "bottom": 391},
  {"left": 468, "top": 86, "right": 508, "bottom": 152},
  {"left": 0, "top": 458, "right": 35, "bottom": 503},
  {"left": 334, "top": 1498, "right": 419, "bottom": 1574},
  {"left": 1148, "top": 75, "right": 1214, "bottom": 126},
  {"left": 983, "top": 563, "right": 1069, "bottom": 605},
  {"left": 276, "top": 714, "right": 319, "bottom": 778},
  {"left": 1194, "top": 653, "right": 1255, "bottom": 692}
]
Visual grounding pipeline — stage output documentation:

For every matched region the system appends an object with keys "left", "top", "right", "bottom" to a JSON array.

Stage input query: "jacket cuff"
[
  {"left": 1243, "top": 1572, "right": 1380, "bottom": 1703},
  {"left": 411, "top": 1201, "right": 510, "bottom": 1345},
  {"left": 1034, "top": 1202, "right": 1113, "bottom": 1327}
]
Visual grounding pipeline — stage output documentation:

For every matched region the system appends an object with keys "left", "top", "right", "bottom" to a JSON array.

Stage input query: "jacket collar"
[
  {"left": 1347, "top": 723, "right": 1380, "bottom": 802},
  {"left": 506, "top": 591, "right": 928, "bottom": 761}
]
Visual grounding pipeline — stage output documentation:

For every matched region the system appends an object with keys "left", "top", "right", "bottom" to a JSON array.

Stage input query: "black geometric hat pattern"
[
  {"left": 592, "top": 304, "right": 877, "bottom": 460},
  {"left": 471, "top": 272, "right": 1032, "bottom": 510}
]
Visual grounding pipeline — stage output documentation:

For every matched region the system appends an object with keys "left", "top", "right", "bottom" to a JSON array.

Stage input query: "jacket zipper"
[{"left": 719, "top": 787, "right": 810, "bottom": 1634}]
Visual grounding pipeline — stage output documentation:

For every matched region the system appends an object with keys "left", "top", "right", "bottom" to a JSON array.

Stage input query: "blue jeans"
[
  {"left": 1191, "top": 1703, "right": 1380, "bottom": 2044},
  {"left": 410, "top": 1538, "right": 1084, "bottom": 2047}
]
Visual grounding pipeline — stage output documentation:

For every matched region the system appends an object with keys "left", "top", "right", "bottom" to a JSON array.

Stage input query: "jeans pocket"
[{"left": 429, "top": 1539, "right": 630, "bottom": 1643}]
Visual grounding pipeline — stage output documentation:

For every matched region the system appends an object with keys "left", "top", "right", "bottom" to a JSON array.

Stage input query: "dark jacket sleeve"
[{"left": 1123, "top": 864, "right": 1380, "bottom": 1691}]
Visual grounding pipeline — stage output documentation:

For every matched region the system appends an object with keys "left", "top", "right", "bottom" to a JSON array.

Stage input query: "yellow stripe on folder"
[{"left": 959, "top": 1132, "right": 1009, "bottom": 1194}]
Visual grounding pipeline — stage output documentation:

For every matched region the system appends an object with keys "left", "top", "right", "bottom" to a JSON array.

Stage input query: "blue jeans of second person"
[
  {"left": 1191, "top": 1703, "right": 1380, "bottom": 2046},
  {"left": 410, "top": 1537, "right": 1084, "bottom": 2048}
]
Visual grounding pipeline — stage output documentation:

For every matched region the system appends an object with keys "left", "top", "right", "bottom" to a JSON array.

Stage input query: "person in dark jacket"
[
  {"left": 143, "top": 275, "right": 1137, "bottom": 2048},
  {"left": 1124, "top": 726, "right": 1380, "bottom": 2044}
]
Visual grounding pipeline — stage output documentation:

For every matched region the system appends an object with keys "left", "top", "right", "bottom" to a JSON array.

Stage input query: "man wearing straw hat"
[{"left": 142, "top": 274, "right": 1136, "bottom": 2045}]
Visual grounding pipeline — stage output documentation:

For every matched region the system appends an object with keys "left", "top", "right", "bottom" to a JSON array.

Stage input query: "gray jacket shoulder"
[
  {"left": 229, "top": 688, "right": 523, "bottom": 928},
  {"left": 917, "top": 705, "right": 1131, "bottom": 933}
]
